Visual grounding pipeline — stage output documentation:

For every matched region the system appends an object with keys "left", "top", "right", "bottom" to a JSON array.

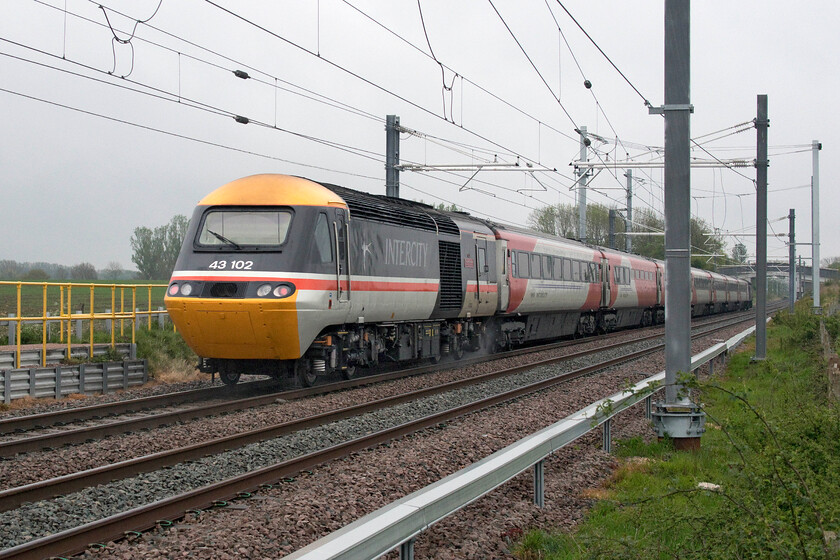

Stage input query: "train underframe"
[{"left": 200, "top": 304, "right": 676, "bottom": 387}]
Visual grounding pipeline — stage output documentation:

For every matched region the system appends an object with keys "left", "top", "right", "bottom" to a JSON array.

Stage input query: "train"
[{"left": 164, "top": 174, "right": 752, "bottom": 386}]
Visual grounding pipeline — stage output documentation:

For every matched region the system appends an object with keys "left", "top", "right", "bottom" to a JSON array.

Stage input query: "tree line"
[
  {"left": 526, "top": 202, "right": 734, "bottom": 270},
  {"left": 0, "top": 260, "right": 126, "bottom": 281}
]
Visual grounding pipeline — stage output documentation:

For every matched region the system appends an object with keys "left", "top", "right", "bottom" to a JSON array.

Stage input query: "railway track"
[
  {"left": 0, "top": 308, "right": 763, "bottom": 459},
  {"left": 0, "top": 309, "right": 771, "bottom": 560}
]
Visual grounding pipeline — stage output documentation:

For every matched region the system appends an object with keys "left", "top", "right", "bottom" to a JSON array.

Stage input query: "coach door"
[
  {"left": 656, "top": 266, "right": 663, "bottom": 306},
  {"left": 497, "top": 240, "right": 509, "bottom": 312},
  {"left": 600, "top": 257, "right": 611, "bottom": 307},
  {"left": 333, "top": 209, "right": 351, "bottom": 304},
  {"left": 474, "top": 238, "right": 497, "bottom": 315}
]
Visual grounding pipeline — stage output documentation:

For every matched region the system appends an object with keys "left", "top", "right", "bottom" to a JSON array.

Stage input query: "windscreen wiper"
[{"left": 206, "top": 229, "right": 242, "bottom": 250}]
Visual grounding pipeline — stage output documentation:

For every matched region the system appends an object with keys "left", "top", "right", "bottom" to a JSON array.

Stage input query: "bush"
[{"left": 134, "top": 327, "right": 197, "bottom": 378}]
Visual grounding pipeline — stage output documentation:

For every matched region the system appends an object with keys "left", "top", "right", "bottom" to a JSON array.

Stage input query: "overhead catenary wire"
[
  {"left": 554, "top": 0, "right": 652, "bottom": 108},
  {"left": 201, "top": 0, "right": 569, "bottom": 174},
  {"left": 0, "top": 45, "right": 386, "bottom": 164},
  {"left": 25, "top": 0, "right": 774, "bottom": 258},
  {"left": 0, "top": 85, "right": 384, "bottom": 181},
  {"left": 40, "top": 0, "right": 385, "bottom": 124},
  {"left": 487, "top": 0, "right": 580, "bottom": 131},
  {"left": 20, "top": 1, "right": 590, "bottom": 224},
  {"left": 339, "top": 0, "right": 579, "bottom": 143}
]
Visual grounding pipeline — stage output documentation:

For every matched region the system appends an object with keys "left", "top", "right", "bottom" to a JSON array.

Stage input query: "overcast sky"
[{"left": 1, "top": 0, "right": 837, "bottom": 271}]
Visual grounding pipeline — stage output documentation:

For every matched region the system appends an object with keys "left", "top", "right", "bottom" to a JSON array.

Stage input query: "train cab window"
[
  {"left": 313, "top": 213, "right": 333, "bottom": 264},
  {"left": 531, "top": 254, "right": 541, "bottom": 278},
  {"left": 517, "top": 252, "right": 530, "bottom": 278},
  {"left": 198, "top": 209, "right": 292, "bottom": 248}
]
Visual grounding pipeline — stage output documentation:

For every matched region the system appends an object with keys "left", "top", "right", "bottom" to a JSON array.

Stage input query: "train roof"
[{"left": 199, "top": 175, "right": 348, "bottom": 208}]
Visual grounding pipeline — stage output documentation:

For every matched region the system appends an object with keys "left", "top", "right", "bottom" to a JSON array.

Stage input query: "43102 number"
[{"left": 208, "top": 260, "right": 253, "bottom": 270}]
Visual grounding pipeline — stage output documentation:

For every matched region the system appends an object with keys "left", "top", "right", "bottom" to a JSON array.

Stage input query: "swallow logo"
[{"left": 361, "top": 242, "right": 373, "bottom": 271}]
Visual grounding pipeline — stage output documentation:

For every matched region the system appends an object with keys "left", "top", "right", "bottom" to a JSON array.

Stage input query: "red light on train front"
[
  {"left": 273, "top": 284, "right": 294, "bottom": 298},
  {"left": 168, "top": 284, "right": 179, "bottom": 296}
]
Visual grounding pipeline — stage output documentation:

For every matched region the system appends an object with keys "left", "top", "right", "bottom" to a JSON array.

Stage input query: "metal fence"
[
  {"left": 0, "top": 281, "right": 169, "bottom": 368},
  {"left": 284, "top": 323, "right": 761, "bottom": 560},
  {"left": 1, "top": 359, "right": 148, "bottom": 404}
]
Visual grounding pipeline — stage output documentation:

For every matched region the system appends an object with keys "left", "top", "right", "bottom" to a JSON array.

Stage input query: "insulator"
[
  {"left": 233, "top": 69, "right": 250, "bottom": 80},
  {"left": 234, "top": 115, "right": 250, "bottom": 125}
]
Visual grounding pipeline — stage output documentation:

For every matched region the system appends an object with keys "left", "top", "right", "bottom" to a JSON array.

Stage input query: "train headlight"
[
  {"left": 181, "top": 283, "right": 193, "bottom": 296},
  {"left": 168, "top": 283, "right": 179, "bottom": 296},
  {"left": 257, "top": 283, "right": 272, "bottom": 297},
  {"left": 273, "top": 283, "right": 295, "bottom": 298}
]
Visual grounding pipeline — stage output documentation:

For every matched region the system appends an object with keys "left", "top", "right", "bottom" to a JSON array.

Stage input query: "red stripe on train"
[{"left": 171, "top": 276, "right": 439, "bottom": 293}]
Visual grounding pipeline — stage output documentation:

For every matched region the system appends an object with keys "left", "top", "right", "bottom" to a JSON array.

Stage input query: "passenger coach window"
[
  {"left": 563, "top": 259, "right": 571, "bottom": 280},
  {"left": 313, "top": 213, "right": 333, "bottom": 264},
  {"left": 531, "top": 254, "right": 541, "bottom": 278},
  {"left": 517, "top": 252, "right": 530, "bottom": 278},
  {"left": 553, "top": 259, "right": 563, "bottom": 280},
  {"left": 198, "top": 209, "right": 292, "bottom": 248}
]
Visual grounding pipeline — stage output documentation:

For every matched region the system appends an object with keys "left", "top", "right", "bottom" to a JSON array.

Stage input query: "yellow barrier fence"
[{"left": 1, "top": 281, "right": 170, "bottom": 368}]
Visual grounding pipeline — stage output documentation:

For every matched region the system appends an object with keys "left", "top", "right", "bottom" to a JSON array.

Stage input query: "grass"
[
  {"left": 514, "top": 294, "right": 840, "bottom": 560},
  {"left": 134, "top": 327, "right": 199, "bottom": 383}
]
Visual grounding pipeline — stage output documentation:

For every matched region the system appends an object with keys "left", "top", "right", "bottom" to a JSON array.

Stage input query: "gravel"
[{"left": 0, "top": 319, "right": 754, "bottom": 555}]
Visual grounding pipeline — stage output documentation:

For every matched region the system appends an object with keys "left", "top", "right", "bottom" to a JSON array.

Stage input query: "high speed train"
[{"left": 164, "top": 174, "right": 751, "bottom": 386}]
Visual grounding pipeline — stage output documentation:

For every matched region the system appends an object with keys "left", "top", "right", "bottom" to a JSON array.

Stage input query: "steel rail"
[
  {"left": 0, "top": 309, "right": 763, "bottom": 457},
  {"left": 0, "top": 315, "right": 764, "bottom": 560},
  {"left": 0, "top": 380, "right": 275, "bottom": 435},
  {"left": 0, "top": 306, "right": 761, "bottom": 437},
  {"left": 0, "top": 318, "right": 713, "bottom": 511}
]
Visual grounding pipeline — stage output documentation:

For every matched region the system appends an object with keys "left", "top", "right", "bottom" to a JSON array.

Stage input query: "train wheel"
[
  {"left": 341, "top": 364, "right": 357, "bottom": 380},
  {"left": 296, "top": 359, "right": 317, "bottom": 387},
  {"left": 219, "top": 369, "right": 241, "bottom": 386}
]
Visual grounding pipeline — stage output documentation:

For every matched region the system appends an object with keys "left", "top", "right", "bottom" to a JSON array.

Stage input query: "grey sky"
[{"left": 1, "top": 0, "right": 837, "bottom": 270}]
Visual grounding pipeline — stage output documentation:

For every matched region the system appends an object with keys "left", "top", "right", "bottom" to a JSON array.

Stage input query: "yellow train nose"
[{"left": 165, "top": 294, "right": 301, "bottom": 360}]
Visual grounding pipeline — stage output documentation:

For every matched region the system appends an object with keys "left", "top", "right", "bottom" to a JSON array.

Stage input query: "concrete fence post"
[
  {"left": 105, "top": 309, "right": 112, "bottom": 337},
  {"left": 6, "top": 314, "right": 16, "bottom": 345},
  {"left": 55, "top": 364, "right": 62, "bottom": 399},
  {"left": 135, "top": 308, "right": 141, "bottom": 331},
  {"left": 3, "top": 370, "right": 10, "bottom": 404},
  {"left": 158, "top": 307, "right": 165, "bottom": 329},
  {"left": 46, "top": 312, "right": 52, "bottom": 342}
]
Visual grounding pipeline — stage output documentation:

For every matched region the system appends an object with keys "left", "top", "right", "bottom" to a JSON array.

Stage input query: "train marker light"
[
  {"left": 181, "top": 283, "right": 193, "bottom": 296},
  {"left": 274, "top": 284, "right": 293, "bottom": 298},
  {"left": 257, "top": 284, "right": 272, "bottom": 297}
]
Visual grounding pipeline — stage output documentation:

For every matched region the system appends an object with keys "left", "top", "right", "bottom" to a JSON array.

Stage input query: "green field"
[{"left": 0, "top": 280, "right": 168, "bottom": 318}]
